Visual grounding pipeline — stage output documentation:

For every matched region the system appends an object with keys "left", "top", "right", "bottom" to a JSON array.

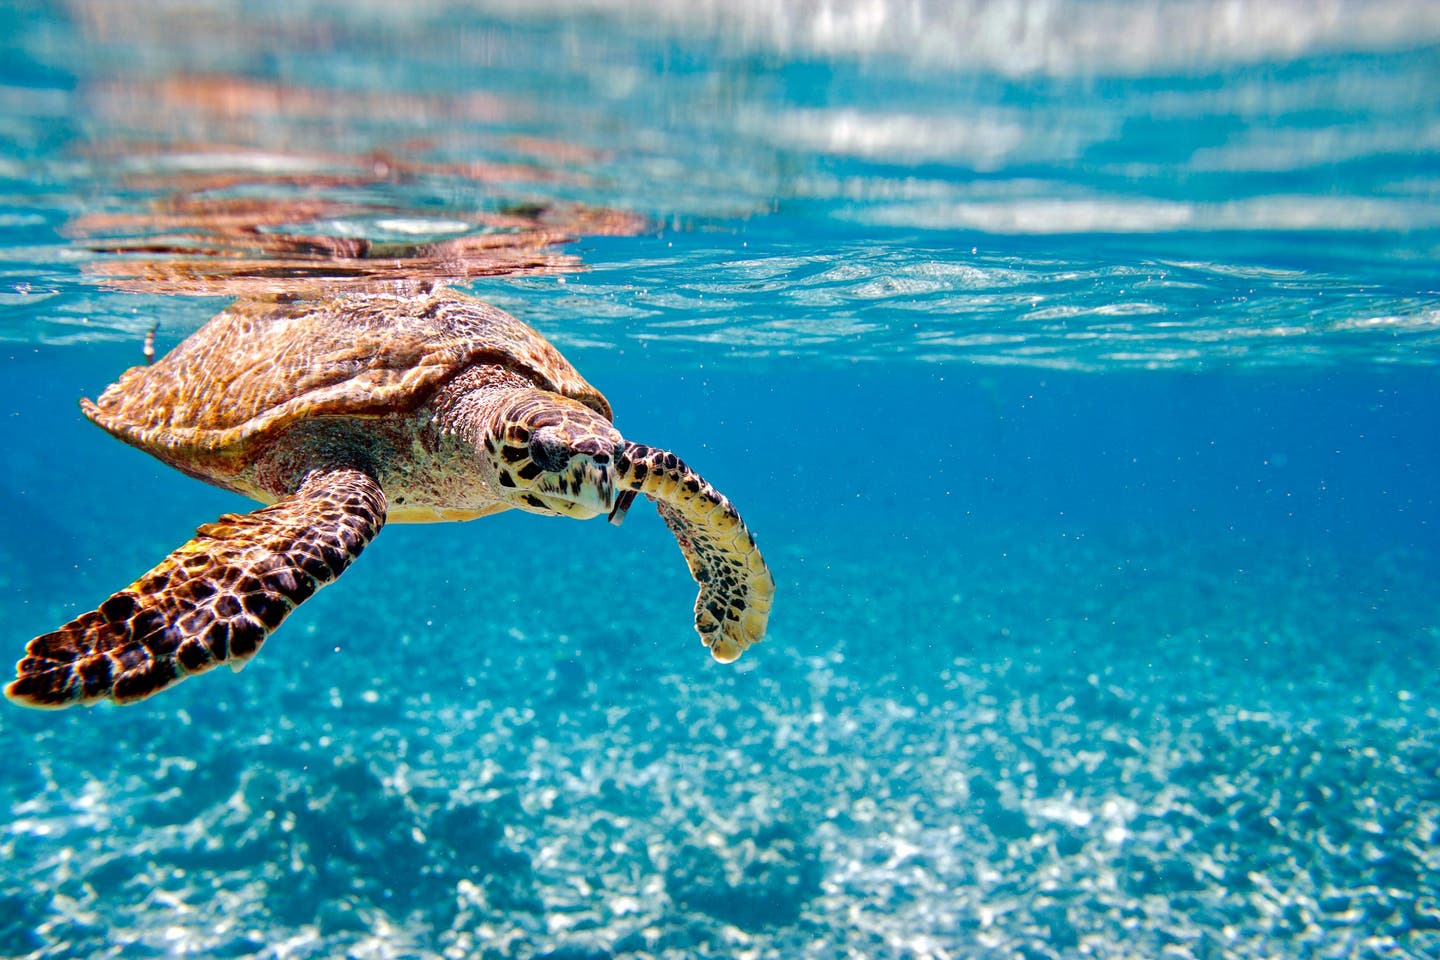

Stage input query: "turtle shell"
[{"left": 83, "top": 288, "right": 611, "bottom": 469}]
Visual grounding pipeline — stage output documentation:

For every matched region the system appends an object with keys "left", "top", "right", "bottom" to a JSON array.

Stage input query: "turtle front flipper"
[
  {"left": 6, "top": 468, "right": 385, "bottom": 708},
  {"left": 613, "top": 442, "right": 774, "bottom": 663}
]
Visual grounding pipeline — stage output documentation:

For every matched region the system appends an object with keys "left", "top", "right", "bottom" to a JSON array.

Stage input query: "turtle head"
[{"left": 483, "top": 390, "right": 623, "bottom": 520}]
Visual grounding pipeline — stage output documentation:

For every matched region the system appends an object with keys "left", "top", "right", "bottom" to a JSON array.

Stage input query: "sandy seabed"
[{"left": 1, "top": 520, "right": 1436, "bottom": 960}]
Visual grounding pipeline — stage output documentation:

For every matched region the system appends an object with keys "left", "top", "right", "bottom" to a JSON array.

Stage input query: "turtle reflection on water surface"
[{"left": 6, "top": 289, "right": 774, "bottom": 708}]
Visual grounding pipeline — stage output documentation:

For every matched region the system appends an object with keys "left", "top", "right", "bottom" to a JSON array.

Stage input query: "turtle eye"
[{"left": 529, "top": 430, "right": 572, "bottom": 473}]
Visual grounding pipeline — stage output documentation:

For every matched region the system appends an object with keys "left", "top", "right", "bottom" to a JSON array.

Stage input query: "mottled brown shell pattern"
[{"left": 82, "top": 288, "right": 611, "bottom": 464}]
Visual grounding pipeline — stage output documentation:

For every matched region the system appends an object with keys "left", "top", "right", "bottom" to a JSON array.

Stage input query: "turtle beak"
[{"left": 607, "top": 489, "right": 637, "bottom": 526}]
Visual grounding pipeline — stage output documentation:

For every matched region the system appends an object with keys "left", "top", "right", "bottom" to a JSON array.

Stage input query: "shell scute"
[{"left": 83, "top": 289, "right": 608, "bottom": 462}]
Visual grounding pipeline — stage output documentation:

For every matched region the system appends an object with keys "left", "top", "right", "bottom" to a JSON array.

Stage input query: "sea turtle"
[{"left": 5, "top": 288, "right": 774, "bottom": 708}]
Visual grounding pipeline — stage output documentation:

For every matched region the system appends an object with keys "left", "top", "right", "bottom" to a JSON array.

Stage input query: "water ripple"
[
  {"left": 0, "top": 0, "right": 1435, "bottom": 373},
  {"left": 487, "top": 233, "right": 1440, "bottom": 370}
]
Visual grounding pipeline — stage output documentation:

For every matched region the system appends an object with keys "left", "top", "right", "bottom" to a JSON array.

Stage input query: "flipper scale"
[
  {"left": 614, "top": 442, "right": 775, "bottom": 663},
  {"left": 6, "top": 468, "right": 385, "bottom": 708}
]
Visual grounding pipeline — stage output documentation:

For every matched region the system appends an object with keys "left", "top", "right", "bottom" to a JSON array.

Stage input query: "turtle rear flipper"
[
  {"left": 6, "top": 468, "right": 385, "bottom": 708},
  {"left": 614, "top": 442, "right": 774, "bottom": 663}
]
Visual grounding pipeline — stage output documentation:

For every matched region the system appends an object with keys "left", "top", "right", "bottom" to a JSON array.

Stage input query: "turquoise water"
[{"left": 2, "top": 2, "right": 1439, "bottom": 957}]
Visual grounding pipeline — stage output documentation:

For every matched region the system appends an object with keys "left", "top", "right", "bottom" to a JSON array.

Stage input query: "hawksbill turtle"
[{"left": 6, "top": 289, "right": 774, "bottom": 708}]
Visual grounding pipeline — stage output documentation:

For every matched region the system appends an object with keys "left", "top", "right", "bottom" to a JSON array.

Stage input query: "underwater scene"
[{"left": 1, "top": 1, "right": 1438, "bottom": 957}]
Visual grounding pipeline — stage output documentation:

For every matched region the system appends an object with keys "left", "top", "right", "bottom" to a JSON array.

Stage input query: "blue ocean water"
[{"left": 1, "top": 2, "right": 1438, "bottom": 958}]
